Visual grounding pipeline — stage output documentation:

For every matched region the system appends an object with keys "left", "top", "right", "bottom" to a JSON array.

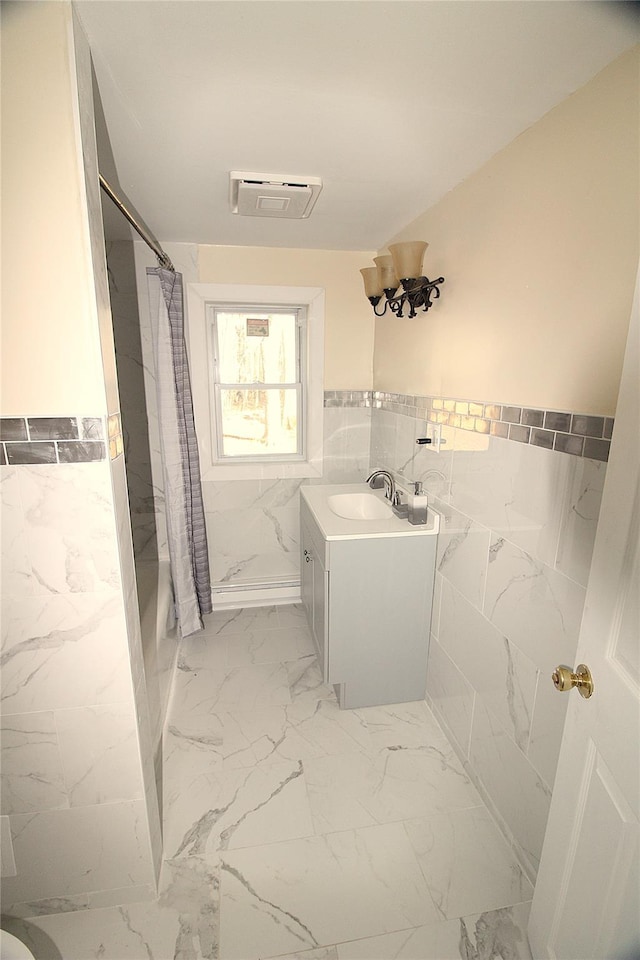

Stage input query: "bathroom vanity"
[{"left": 300, "top": 483, "right": 439, "bottom": 709}]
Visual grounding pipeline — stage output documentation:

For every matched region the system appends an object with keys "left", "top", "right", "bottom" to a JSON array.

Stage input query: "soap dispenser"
[{"left": 408, "top": 481, "right": 429, "bottom": 525}]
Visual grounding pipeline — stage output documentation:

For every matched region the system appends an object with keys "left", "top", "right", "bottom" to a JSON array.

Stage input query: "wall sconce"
[{"left": 360, "top": 241, "right": 444, "bottom": 318}]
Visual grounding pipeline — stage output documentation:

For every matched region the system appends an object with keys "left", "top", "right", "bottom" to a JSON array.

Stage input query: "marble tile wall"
[
  {"left": 370, "top": 400, "right": 606, "bottom": 882},
  {"left": 0, "top": 457, "right": 158, "bottom": 913},
  {"left": 202, "top": 401, "right": 372, "bottom": 591}
]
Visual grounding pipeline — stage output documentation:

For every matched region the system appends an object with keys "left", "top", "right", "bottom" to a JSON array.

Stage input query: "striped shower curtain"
[{"left": 147, "top": 268, "right": 212, "bottom": 637}]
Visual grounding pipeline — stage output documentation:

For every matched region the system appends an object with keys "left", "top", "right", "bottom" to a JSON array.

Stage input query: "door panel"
[{"left": 529, "top": 268, "right": 640, "bottom": 959}]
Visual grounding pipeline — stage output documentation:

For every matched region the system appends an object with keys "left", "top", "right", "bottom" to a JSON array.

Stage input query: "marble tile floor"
[{"left": 5, "top": 605, "right": 534, "bottom": 960}]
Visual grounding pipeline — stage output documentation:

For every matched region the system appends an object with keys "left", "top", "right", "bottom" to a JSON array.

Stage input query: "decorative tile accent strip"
[
  {"left": 0, "top": 417, "right": 107, "bottom": 465},
  {"left": 323, "top": 390, "right": 372, "bottom": 408},
  {"left": 108, "top": 413, "right": 124, "bottom": 459},
  {"left": 361, "top": 392, "right": 613, "bottom": 462}
]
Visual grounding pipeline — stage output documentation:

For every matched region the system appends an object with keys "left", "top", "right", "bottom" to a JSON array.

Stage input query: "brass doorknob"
[{"left": 552, "top": 664, "right": 594, "bottom": 699}]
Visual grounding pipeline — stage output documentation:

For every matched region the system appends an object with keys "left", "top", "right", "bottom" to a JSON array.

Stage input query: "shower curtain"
[{"left": 147, "top": 267, "right": 212, "bottom": 637}]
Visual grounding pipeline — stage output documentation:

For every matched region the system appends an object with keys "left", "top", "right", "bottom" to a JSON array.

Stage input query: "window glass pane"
[
  {"left": 220, "top": 387, "right": 299, "bottom": 456},
  {"left": 216, "top": 311, "right": 297, "bottom": 384}
]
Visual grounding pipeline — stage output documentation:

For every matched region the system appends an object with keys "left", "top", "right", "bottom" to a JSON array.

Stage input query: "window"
[
  {"left": 209, "top": 305, "right": 305, "bottom": 462},
  {"left": 186, "top": 283, "right": 324, "bottom": 481}
]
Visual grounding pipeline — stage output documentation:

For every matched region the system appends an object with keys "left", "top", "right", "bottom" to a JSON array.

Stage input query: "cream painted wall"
[
  {"left": 1, "top": 1, "right": 107, "bottom": 415},
  {"left": 198, "top": 245, "right": 375, "bottom": 390},
  {"left": 374, "top": 46, "right": 639, "bottom": 415}
]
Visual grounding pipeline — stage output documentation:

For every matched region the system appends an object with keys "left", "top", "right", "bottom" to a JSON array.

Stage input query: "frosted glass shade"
[
  {"left": 374, "top": 255, "right": 398, "bottom": 291},
  {"left": 389, "top": 241, "right": 428, "bottom": 280},
  {"left": 360, "top": 266, "right": 383, "bottom": 299}
]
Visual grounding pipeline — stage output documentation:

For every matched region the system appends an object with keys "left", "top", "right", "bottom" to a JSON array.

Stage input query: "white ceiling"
[{"left": 75, "top": 0, "right": 639, "bottom": 252}]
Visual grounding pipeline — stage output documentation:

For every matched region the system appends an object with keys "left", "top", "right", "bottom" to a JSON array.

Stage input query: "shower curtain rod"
[{"left": 99, "top": 174, "right": 175, "bottom": 272}]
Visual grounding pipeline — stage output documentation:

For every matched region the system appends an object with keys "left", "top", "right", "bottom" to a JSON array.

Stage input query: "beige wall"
[
  {"left": 374, "top": 46, "right": 639, "bottom": 415},
  {"left": 198, "top": 245, "right": 375, "bottom": 390},
  {"left": 1, "top": 1, "right": 107, "bottom": 415}
]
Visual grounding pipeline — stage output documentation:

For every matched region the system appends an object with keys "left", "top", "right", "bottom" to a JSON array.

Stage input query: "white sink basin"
[{"left": 327, "top": 492, "right": 393, "bottom": 521}]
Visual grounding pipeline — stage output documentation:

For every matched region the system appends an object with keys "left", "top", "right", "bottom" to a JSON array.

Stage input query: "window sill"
[{"left": 202, "top": 457, "right": 323, "bottom": 482}]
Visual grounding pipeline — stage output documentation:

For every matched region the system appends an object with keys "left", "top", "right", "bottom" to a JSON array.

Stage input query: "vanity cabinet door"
[
  {"left": 301, "top": 518, "right": 314, "bottom": 628},
  {"left": 311, "top": 541, "right": 328, "bottom": 681},
  {"left": 300, "top": 510, "right": 329, "bottom": 682}
]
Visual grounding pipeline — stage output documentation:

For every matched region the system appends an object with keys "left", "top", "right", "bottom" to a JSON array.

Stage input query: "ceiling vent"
[{"left": 229, "top": 171, "right": 322, "bottom": 219}]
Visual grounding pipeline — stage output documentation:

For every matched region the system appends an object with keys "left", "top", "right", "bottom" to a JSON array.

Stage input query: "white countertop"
[{"left": 301, "top": 483, "right": 440, "bottom": 541}]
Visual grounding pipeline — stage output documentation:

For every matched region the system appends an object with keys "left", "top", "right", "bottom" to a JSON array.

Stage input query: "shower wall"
[{"left": 1, "top": 2, "right": 161, "bottom": 913}]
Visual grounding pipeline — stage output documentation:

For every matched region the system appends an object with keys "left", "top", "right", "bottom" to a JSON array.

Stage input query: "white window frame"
[
  {"left": 186, "top": 283, "right": 324, "bottom": 481},
  {"left": 209, "top": 302, "right": 306, "bottom": 463}
]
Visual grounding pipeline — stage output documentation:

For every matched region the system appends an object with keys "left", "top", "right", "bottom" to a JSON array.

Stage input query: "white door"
[{"left": 528, "top": 273, "right": 640, "bottom": 959}]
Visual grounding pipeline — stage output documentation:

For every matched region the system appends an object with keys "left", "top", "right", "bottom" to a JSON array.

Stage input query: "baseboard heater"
[{"left": 211, "top": 577, "right": 301, "bottom": 611}]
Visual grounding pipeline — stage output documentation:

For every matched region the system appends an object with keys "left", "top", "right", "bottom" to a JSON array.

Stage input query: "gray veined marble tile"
[
  {"left": 269, "top": 947, "right": 338, "bottom": 960},
  {"left": 163, "top": 756, "right": 314, "bottom": 865},
  {"left": 435, "top": 501, "right": 490, "bottom": 610},
  {"left": 158, "top": 856, "right": 220, "bottom": 958},
  {"left": 426, "top": 638, "right": 476, "bottom": 759},
  {"left": 5, "top": 896, "right": 194, "bottom": 960},
  {"left": 449, "top": 434, "right": 567, "bottom": 569},
  {"left": 215, "top": 699, "right": 371, "bottom": 769},
  {"left": 438, "top": 580, "right": 537, "bottom": 751},
  {"left": 555, "top": 456, "right": 605, "bottom": 587},
  {"left": 404, "top": 807, "right": 533, "bottom": 920},
  {"left": 1, "top": 815, "right": 17, "bottom": 877},
  {"left": 1, "top": 800, "right": 155, "bottom": 907},
  {"left": 200, "top": 605, "right": 280, "bottom": 637},
  {"left": 353, "top": 699, "right": 448, "bottom": 752},
  {"left": 219, "top": 822, "right": 440, "bottom": 959},
  {"left": 276, "top": 602, "right": 309, "bottom": 628},
  {"left": 1, "top": 593, "right": 132, "bottom": 714},
  {"left": 469, "top": 699, "right": 551, "bottom": 879},
  {"left": 0, "top": 712, "right": 68, "bottom": 815},
  {"left": 175, "top": 631, "right": 228, "bottom": 673},
  {"left": 1, "top": 467, "right": 36, "bottom": 599},
  {"left": 225, "top": 625, "right": 315, "bottom": 668},
  {"left": 168, "top": 661, "right": 292, "bottom": 718},
  {"left": 304, "top": 740, "right": 481, "bottom": 834},
  {"left": 483, "top": 536, "right": 586, "bottom": 671},
  {"left": 55, "top": 703, "right": 144, "bottom": 806},
  {"left": 18, "top": 462, "right": 120, "bottom": 595},
  {"left": 335, "top": 902, "right": 533, "bottom": 959},
  {"left": 286, "top": 655, "right": 336, "bottom": 703}
]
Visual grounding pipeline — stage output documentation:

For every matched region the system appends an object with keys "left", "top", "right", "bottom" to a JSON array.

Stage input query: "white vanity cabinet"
[{"left": 300, "top": 485, "right": 439, "bottom": 709}]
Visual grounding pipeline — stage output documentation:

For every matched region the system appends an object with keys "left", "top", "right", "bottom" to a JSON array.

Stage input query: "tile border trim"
[
  {"left": 324, "top": 391, "right": 613, "bottom": 462},
  {"left": 0, "top": 415, "right": 123, "bottom": 465}
]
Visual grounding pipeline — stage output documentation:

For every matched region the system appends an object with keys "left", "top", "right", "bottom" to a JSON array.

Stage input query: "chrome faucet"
[{"left": 366, "top": 469, "right": 399, "bottom": 506}]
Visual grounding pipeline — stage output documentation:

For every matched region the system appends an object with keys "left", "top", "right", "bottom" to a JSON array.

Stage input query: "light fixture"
[{"left": 360, "top": 241, "right": 444, "bottom": 318}]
